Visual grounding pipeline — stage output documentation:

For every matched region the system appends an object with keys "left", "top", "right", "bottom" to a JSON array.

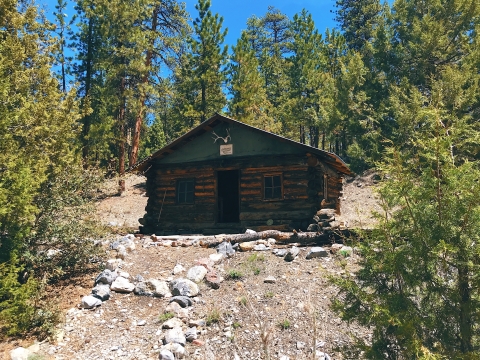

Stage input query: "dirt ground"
[{"left": 1, "top": 172, "right": 380, "bottom": 360}]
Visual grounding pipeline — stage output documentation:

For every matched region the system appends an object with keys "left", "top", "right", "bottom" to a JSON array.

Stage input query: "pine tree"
[
  {"left": 228, "top": 31, "right": 274, "bottom": 131},
  {"left": 177, "top": 0, "right": 228, "bottom": 125}
]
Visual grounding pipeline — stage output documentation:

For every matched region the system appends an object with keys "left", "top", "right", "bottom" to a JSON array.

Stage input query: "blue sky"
[{"left": 40, "top": 0, "right": 339, "bottom": 48}]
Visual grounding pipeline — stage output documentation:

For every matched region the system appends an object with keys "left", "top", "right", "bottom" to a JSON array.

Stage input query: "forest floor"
[{"left": 1, "top": 171, "right": 381, "bottom": 360}]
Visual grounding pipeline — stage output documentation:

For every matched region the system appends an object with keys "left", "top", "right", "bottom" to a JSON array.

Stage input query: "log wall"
[{"left": 140, "top": 154, "right": 344, "bottom": 234}]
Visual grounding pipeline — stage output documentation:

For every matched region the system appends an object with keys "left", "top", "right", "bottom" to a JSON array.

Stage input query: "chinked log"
[{"left": 198, "top": 230, "right": 349, "bottom": 248}]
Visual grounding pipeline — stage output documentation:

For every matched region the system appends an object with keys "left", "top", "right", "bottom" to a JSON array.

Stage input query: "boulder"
[
  {"left": 170, "top": 278, "right": 199, "bottom": 297},
  {"left": 105, "top": 259, "right": 122, "bottom": 271},
  {"left": 205, "top": 271, "right": 224, "bottom": 289},
  {"left": 253, "top": 244, "right": 269, "bottom": 251},
  {"left": 95, "top": 269, "right": 118, "bottom": 285},
  {"left": 273, "top": 248, "right": 287, "bottom": 257},
  {"left": 164, "top": 327, "right": 186, "bottom": 346},
  {"left": 239, "top": 241, "right": 255, "bottom": 251},
  {"left": 162, "top": 317, "right": 184, "bottom": 329},
  {"left": 92, "top": 284, "right": 111, "bottom": 301},
  {"left": 162, "top": 343, "right": 186, "bottom": 358},
  {"left": 306, "top": 247, "right": 329, "bottom": 259},
  {"left": 185, "top": 327, "right": 197, "bottom": 342},
  {"left": 307, "top": 223, "right": 320, "bottom": 232},
  {"left": 209, "top": 253, "right": 224, "bottom": 265},
  {"left": 330, "top": 243, "right": 343, "bottom": 253},
  {"left": 186, "top": 266, "right": 208, "bottom": 283},
  {"left": 284, "top": 246, "right": 300, "bottom": 262},
  {"left": 147, "top": 279, "right": 172, "bottom": 298},
  {"left": 169, "top": 296, "right": 193, "bottom": 308},
  {"left": 173, "top": 264, "right": 186, "bottom": 275},
  {"left": 159, "top": 349, "right": 175, "bottom": 360},
  {"left": 80, "top": 295, "right": 102, "bottom": 309},
  {"left": 216, "top": 241, "right": 235, "bottom": 257},
  {"left": 9, "top": 347, "right": 33, "bottom": 360},
  {"left": 110, "top": 276, "right": 135, "bottom": 293}
]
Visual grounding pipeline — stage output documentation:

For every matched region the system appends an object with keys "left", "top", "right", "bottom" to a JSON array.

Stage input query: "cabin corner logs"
[{"left": 139, "top": 153, "right": 344, "bottom": 235}]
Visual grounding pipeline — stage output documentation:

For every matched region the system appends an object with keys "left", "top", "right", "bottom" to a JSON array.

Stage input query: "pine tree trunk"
[
  {"left": 118, "top": 76, "right": 126, "bottom": 194},
  {"left": 81, "top": 16, "right": 94, "bottom": 165},
  {"left": 129, "top": 6, "right": 159, "bottom": 167},
  {"left": 299, "top": 125, "right": 305, "bottom": 144},
  {"left": 458, "top": 263, "right": 473, "bottom": 353}
]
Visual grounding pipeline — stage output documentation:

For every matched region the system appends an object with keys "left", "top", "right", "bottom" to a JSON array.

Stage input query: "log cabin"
[{"left": 131, "top": 114, "right": 352, "bottom": 235}]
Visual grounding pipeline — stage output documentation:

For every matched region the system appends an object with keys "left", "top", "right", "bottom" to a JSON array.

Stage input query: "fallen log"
[{"left": 199, "top": 229, "right": 351, "bottom": 248}]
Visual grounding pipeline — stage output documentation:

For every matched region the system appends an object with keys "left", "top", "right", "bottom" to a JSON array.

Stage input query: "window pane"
[
  {"left": 273, "top": 187, "right": 281, "bottom": 199},
  {"left": 265, "top": 188, "right": 273, "bottom": 199},
  {"left": 179, "top": 182, "right": 185, "bottom": 193},
  {"left": 186, "top": 190, "right": 194, "bottom": 203},
  {"left": 265, "top": 176, "right": 272, "bottom": 188},
  {"left": 273, "top": 175, "right": 281, "bottom": 187},
  {"left": 186, "top": 181, "right": 194, "bottom": 193},
  {"left": 178, "top": 180, "right": 194, "bottom": 203}
]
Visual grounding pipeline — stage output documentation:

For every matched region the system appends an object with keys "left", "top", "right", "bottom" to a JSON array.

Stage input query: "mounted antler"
[{"left": 212, "top": 129, "right": 231, "bottom": 143}]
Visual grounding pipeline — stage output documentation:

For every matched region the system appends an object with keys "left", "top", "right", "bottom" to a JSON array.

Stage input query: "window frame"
[
  {"left": 176, "top": 178, "right": 195, "bottom": 204},
  {"left": 263, "top": 173, "right": 283, "bottom": 201}
]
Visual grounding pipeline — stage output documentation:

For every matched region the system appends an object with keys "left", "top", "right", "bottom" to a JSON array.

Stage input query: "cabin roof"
[{"left": 130, "top": 113, "right": 352, "bottom": 175}]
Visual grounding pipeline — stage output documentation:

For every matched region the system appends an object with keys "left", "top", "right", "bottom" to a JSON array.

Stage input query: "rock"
[
  {"left": 245, "top": 229, "right": 256, "bottom": 234},
  {"left": 159, "top": 349, "right": 175, "bottom": 360},
  {"left": 95, "top": 269, "right": 118, "bottom": 285},
  {"left": 316, "top": 351, "right": 332, "bottom": 360},
  {"left": 80, "top": 295, "right": 102, "bottom": 309},
  {"left": 307, "top": 223, "right": 320, "bottom": 232},
  {"left": 119, "top": 271, "right": 130, "bottom": 279},
  {"left": 186, "top": 266, "right": 208, "bottom": 283},
  {"left": 164, "top": 327, "right": 186, "bottom": 346},
  {"left": 162, "top": 317, "right": 184, "bottom": 329},
  {"left": 209, "top": 253, "right": 224, "bottom": 264},
  {"left": 296, "top": 341, "right": 305, "bottom": 350},
  {"left": 185, "top": 327, "right": 197, "bottom": 342},
  {"left": 163, "top": 343, "right": 186, "bottom": 358},
  {"left": 284, "top": 246, "right": 300, "bottom": 262},
  {"left": 137, "top": 320, "right": 146, "bottom": 326},
  {"left": 169, "top": 296, "right": 193, "bottom": 308},
  {"left": 317, "top": 208, "right": 336, "bottom": 219},
  {"left": 313, "top": 215, "right": 320, "bottom": 222},
  {"left": 205, "top": 271, "right": 224, "bottom": 289},
  {"left": 195, "top": 258, "right": 214, "bottom": 272},
  {"left": 189, "top": 319, "right": 206, "bottom": 327},
  {"left": 116, "top": 245, "right": 127, "bottom": 260},
  {"left": 306, "top": 247, "right": 329, "bottom": 259},
  {"left": 110, "top": 276, "right": 135, "bottom": 293},
  {"left": 173, "top": 264, "right": 186, "bottom": 275},
  {"left": 163, "top": 240, "right": 173, "bottom": 247},
  {"left": 165, "top": 302, "right": 182, "bottom": 314},
  {"left": 239, "top": 241, "right": 255, "bottom": 251},
  {"left": 92, "top": 284, "right": 111, "bottom": 301},
  {"left": 148, "top": 279, "right": 172, "bottom": 298},
  {"left": 134, "top": 281, "right": 151, "bottom": 296},
  {"left": 192, "top": 339, "right": 204, "bottom": 346},
  {"left": 170, "top": 278, "right": 199, "bottom": 297},
  {"left": 253, "top": 244, "right": 269, "bottom": 251},
  {"left": 273, "top": 248, "right": 287, "bottom": 257},
  {"left": 267, "top": 238, "right": 276, "bottom": 246},
  {"left": 216, "top": 241, "right": 235, "bottom": 257},
  {"left": 264, "top": 276, "right": 276, "bottom": 284},
  {"left": 105, "top": 259, "right": 122, "bottom": 271},
  {"left": 9, "top": 347, "right": 33, "bottom": 360},
  {"left": 330, "top": 243, "right": 343, "bottom": 253}
]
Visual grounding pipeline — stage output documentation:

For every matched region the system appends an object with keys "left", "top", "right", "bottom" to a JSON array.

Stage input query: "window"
[
  {"left": 264, "top": 174, "right": 282, "bottom": 200},
  {"left": 177, "top": 179, "right": 194, "bottom": 204}
]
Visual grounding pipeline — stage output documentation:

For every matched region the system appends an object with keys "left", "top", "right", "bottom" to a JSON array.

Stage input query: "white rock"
[
  {"left": 267, "top": 238, "right": 276, "bottom": 245},
  {"left": 173, "top": 264, "right": 186, "bottom": 275},
  {"left": 159, "top": 349, "right": 175, "bottom": 360},
  {"left": 264, "top": 276, "right": 276, "bottom": 284},
  {"left": 80, "top": 295, "right": 102, "bottom": 309},
  {"left": 137, "top": 320, "right": 146, "bottom": 326},
  {"left": 163, "top": 240, "right": 173, "bottom": 247},
  {"left": 111, "top": 276, "right": 135, "bottom": 293},
  {"left": 10, "top": 347, "right": 33, "bottom": 360},
  {"left": 116, "top": 245, "right": 127, "bottom": 260},
  {"left": 119, "top": 271, "right": 130, "bottom": 279},
  {"left": 105, "top": 259, "right": 122, "bottom": 271},
  {"left": 245, "top": 229, "right": 256, "bottom": 234},
  {"left": 164, "top": 327, "right": 186, "bottom": 346},
  {"left": 163, "top": 343, "right": 186, "bottom": 358},
  {"left": 147, "top": 279, "right": 172, "bottom": 298},
  {"left": 209, "top": 253, "right": 224, "bottom": 265},
  {"left": 162, "top": 317, "right": 183, "bottom": 329},
  {"left": 186, "top": 266, "right": 208, "bottom": 283}
]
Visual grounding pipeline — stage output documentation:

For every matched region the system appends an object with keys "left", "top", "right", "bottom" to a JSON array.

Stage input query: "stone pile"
[{"left": 307, "top": 208, "right": 343, "bottom": 232}]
